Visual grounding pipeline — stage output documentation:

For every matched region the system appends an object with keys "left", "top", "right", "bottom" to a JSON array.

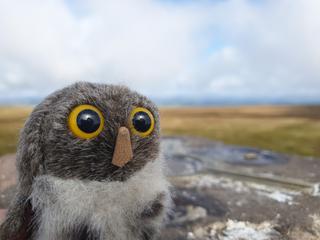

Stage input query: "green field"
[{"left": 0, "top": 106, "right": 319, "bottom": 157}]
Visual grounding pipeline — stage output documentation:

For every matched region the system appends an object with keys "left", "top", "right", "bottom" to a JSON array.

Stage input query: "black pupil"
[
  {"left": 77, "top": 109, "right": 101, "bottom": 134},
  {"left": 132, "top": 111, "right": 152, "bottom": 133}
]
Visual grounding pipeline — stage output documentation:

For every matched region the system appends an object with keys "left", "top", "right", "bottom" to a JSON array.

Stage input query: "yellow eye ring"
[
  {"left": 68, "top": 104, "right": 104, "bottom": 139},
  {"left": 129, "top": 107, "right": 155, "bottom": 137}
]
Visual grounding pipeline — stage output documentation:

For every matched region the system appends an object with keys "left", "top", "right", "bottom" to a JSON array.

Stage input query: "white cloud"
[
  {"left": 200, "top": 0, "right": 320, "bottom": 99},
  {"left": 0, "top": 0, "right": 319, "bottom": 103}
]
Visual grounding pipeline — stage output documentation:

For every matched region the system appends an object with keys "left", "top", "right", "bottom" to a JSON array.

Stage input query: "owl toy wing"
[
  {"left": 0, "top": 101, "right": 50, "bottom": 240},
  {"left": 0, "top": 195, "right": 33, "bottom": 240}
]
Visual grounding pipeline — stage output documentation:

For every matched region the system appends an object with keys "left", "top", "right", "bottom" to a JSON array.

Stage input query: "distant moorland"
[
  {"left": 160, "top": 105, "right": 320, "bottom": 158},
  {"left": 0, "top": 105, "right": 319, "bottom": 157}
]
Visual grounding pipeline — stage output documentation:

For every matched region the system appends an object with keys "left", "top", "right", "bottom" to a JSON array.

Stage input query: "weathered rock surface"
[
  {"left": 160, "top": 136, "right": 320, "bottom": 240},
  {"left": 0, "top": 154, "right": 16, "bottom": 209},
  {"left": 1, "top": 136, "right": 320, "bottom": 240}
]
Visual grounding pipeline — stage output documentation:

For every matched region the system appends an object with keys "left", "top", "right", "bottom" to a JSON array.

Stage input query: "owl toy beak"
[{"left": 111, "top": 127, "right": 133, "bottom": 167}]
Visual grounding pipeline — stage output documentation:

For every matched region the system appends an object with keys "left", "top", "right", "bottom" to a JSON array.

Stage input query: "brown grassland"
[
  {"left": 0, "top": 106, "right": 33, "bottom": 156},
  {"left": 160, "top": 105, "right": 320, "bottom": 157},
  {"left": 0, "top": 105, "right": 319, "bottom": 157}
]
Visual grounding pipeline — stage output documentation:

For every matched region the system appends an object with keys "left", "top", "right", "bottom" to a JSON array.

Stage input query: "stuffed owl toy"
[{"left": 0, "top": 82, "right": 171, "bottom": 240}]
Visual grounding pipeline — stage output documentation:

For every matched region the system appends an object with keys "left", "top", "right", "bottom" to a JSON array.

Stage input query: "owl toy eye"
[
  {"left": 68, "top": 104, "right": 104, "bottom": 139},
  {"left": 129, "top": 107, "right": 155, "bottom": 137}
]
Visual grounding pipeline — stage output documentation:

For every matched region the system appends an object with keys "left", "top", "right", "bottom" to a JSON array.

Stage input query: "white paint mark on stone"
[
  {"left": 311, "top": 183, "right": 320, "bottom": 196},
  {"left": 258, "top": 191, "right": 294, "bottom": 205},
  {"left": 310, "top": 215, "right": 320, "bottom": 237},
  {"left": 220, "top": 220, "right": 281, "bottom": 240},
  {"left": 190, "top": 220, "right": 281, "bottom": 240},
  {"left": 176, "top": 174, "right": 300, "bottom": 205},
  {"left": 187, "top": 232, "right": 195, "bottom": 240},
  {"left": 173, "top": 205, "right": 207, "bottom": 224}
]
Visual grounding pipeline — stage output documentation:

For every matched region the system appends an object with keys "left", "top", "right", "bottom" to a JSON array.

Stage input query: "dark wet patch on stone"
[
  {"left": 162, "top": 136, "right": 289, "bottom": 168},
  {"left": 190, "top": 144, "right": 289, "bottom": 166}
]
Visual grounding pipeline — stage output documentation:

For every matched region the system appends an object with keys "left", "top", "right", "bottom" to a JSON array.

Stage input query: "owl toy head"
[{"left": 17, "top": 82, "right": 161, "bottom": 188}]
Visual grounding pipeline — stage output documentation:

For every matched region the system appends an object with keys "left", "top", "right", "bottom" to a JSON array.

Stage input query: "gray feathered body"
[
  {"left": 31, "top": 157, "right": 170, "bottom": 240},
  {"left": 0, "top": 82, "right": 171, "bottom": 240}
]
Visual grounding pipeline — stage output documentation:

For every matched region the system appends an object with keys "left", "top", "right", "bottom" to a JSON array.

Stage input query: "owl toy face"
[
  {"left": 31, "top": 82, "right": 160, "bottom": 181},
  {"left": 0, "top": 82, "right": 171, "bottom": 240}
]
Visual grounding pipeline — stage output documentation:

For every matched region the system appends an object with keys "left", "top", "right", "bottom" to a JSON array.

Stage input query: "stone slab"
[{"left": 0, "top": 137, "right": 320, "bottom": 239}]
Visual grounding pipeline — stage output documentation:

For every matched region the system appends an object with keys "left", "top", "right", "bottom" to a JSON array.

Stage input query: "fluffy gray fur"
[
  {"left": 0, "top": 82, "right": 171, "bottom": 240},
  {"left": 31, "top": 157, "right": 170, "bottom": 240}
]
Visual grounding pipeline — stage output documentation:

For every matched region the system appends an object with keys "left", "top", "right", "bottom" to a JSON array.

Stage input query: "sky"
[{"left": 0, "top": 0, "right": 319, "bottom": 105}]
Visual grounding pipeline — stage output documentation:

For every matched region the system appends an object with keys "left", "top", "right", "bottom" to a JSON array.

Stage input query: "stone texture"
[{"left": 1, "top": 137, "right": 320, "bottom": 239}]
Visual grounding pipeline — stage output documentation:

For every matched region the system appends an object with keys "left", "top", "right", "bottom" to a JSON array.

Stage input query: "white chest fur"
[{"left": 30, "top": 158, "right": 171, "bottom": 240}]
